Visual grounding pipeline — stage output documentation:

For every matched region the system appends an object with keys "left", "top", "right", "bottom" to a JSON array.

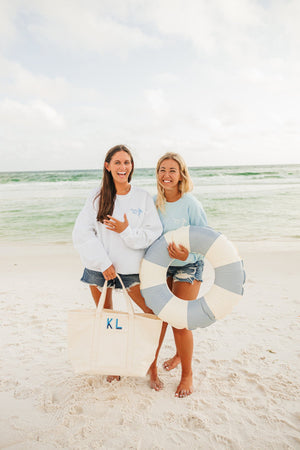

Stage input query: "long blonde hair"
[{"left": 156, "top": 152, "right": 193, "bottom": 212}]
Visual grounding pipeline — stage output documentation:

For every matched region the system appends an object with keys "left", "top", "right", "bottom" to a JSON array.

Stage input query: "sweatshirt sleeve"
[
  {"left": 188, "top": 196, "right": 208, "bottom": 227},
  {"left": 72, "top": 190, "right": 112, "bottom": 272},
  {"left": 119, "top": 193, "right": 163, "bottom": 249}
]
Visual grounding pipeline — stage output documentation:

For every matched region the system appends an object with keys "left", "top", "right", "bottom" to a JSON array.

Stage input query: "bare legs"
[
  {"left": 90, "top": 283, "right": 165, "bottom": 389},
  {"left": 89, "top": 279, "right": 200, "bottom": 396},
  {"left": 89, "top": 285, "right": 112, "bottom": 308},
  {"left": 164, "top": 278, "right": 201, "bottom": 398},
  {"left": 125, "top": 277, "right": 200, "bottom": 397},
  {"left": 127, "top": 284, "right": 166, "bottom": 391}
]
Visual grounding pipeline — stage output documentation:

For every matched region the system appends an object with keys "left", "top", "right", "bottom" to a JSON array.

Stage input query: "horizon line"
[{"left": 1, "top": 162, "right": 300, "bottom": 175}]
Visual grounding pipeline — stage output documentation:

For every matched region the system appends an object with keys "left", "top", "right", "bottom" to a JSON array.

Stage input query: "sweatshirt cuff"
[
  {"left": 99, "top": 256, "right": 113, "bottom": 273},
  {"left": 84, "top": 255, "right": 112, "bottom": 273},
  {"left": 120, "top": 225, "right": 131, "bottom": 240}
]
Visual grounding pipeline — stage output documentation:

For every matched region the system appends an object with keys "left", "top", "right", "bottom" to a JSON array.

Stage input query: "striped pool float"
[{"left": 140, "top": 226, "right": 246, "bottom": 330}]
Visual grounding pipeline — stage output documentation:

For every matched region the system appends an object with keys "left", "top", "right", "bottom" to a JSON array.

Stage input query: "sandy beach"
[{"left": 0, "top": 240, "right": 299, "bottom": 449}]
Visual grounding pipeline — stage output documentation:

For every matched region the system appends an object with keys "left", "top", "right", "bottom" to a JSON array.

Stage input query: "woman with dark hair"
[{"left": 72, "top": 145, "right": 163, "bottom": 386}]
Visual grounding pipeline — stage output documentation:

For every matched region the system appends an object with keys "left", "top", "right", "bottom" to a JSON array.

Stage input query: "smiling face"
[
  {"left": 157, "top": 158, "right": 182, "bottom": 192},
  {"left": 105, "top": 150, "right": 133, "bottom": 185}
]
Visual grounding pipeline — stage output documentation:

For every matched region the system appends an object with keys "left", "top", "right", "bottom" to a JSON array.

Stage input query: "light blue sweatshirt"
[{"left": 155, "top": 193, "right": 208, "bottom": 266}]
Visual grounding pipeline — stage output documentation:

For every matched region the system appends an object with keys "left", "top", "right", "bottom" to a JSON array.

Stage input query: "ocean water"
[{"left": 0, "top": 165, "right": 299, "bottom": 243}]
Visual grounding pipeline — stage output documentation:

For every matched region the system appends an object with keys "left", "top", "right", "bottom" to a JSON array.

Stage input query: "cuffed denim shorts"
[
  {"left": 166, "top": 260, "right": 204, "bottom": 284},
  {"left": 81, "top": 268, "right": 140, "bottom": 290}
]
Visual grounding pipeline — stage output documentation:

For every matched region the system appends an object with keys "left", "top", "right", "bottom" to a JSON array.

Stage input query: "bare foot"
[
  {"left": 163, "top": 355, "right": 181, "bottom": 371},
  {"left": 175, "top": 373, "right": 193, "bottom": 398},
  {"left": 106, "top": 375, "right": 121, "bottom": 383},
  {"left": 147, "top": 365, "right": 164, "bottom": 391}
]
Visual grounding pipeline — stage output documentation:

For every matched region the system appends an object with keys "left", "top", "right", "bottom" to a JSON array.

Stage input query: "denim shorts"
[
  {"left": 80, "top": 268, "right": 140, "bottom": 290},
  {"left": 166, "top": 260, "right": 204, "bottom": 284}
]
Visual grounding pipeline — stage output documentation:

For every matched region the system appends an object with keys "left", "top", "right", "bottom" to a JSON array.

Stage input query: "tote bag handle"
[{"left": 96, "top": 274, "right": 135, "bottom": 316}]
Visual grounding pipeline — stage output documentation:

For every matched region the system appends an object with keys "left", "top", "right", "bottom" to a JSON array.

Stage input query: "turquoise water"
[{"left": 0, "top": 165, "right": 299, "bottom": 243}]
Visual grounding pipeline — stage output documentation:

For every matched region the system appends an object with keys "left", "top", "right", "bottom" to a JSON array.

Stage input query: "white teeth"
[{"left": 118, "top": 172, "right": 126, "bottom": 175}]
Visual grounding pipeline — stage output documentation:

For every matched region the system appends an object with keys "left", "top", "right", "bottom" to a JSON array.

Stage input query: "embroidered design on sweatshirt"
[
  {"left": 164, "top": 217, "right": 188, "bottom": 228},
  {"left": 130, "top": 208, "right": 143, "bottom": 216}
]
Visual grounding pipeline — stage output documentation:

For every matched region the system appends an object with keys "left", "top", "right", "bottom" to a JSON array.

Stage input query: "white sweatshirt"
[{"left": 72, "top": 185, "right": 163, "bottom": 274}]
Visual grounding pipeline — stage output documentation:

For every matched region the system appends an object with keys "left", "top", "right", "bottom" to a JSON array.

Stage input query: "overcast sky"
[{"left": 1, "top": 0, "right": 300, "bottom": 171}]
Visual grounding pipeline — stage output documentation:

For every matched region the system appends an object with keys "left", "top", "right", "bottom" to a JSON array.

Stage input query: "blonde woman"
[{"left": 154, "top": 152, "right": 208, "bottom": 397}]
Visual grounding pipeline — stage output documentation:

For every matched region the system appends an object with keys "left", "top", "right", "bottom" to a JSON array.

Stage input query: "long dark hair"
[{"left": 95, "top": 145, "right": 134, "bottom": 222}]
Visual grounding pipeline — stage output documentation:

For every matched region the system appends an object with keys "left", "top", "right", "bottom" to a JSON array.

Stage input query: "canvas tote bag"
[{"left": 68, "top": 275, "right": 162, "bottom": 377}]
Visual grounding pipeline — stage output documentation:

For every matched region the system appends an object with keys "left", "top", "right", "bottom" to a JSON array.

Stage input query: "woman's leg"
[
  {"left": 173, "top": 280, "right": 201, "bottom": 300},
  {"left": 89, "top": 285, "right": 113, "bottom": 308},
  {"left": 172, "top": 327, "right": 193, "bottom": 397},
  {"left": 127, "top": 284, "right": 153, "bottom": 313},
  {"left": 163, "top": 276, "right": 181, "bottom": 371},
  {"left": 171, "top": 280, "right": 201, "bottom": 397},
  {"left": 163, "top": 277, "right": 200, "bottom": 372},
  {"left": 163, "top": 345, "right": 181, "bottom": 371},
  {"left": 127, "top": 284, "right": 166, "bottom": 391}
]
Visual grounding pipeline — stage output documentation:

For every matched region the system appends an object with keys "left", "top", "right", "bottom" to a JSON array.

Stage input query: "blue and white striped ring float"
[{"left": 140, "top": 226, "right": 246, "bottom": 330}]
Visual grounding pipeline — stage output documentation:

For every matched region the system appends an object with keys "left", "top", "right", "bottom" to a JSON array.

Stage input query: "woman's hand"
[
  {"left": 168, "top": 242, "right": 189, "bottom": 261},
  {"left": 103, "top": 264, "right": 117, "bottom": 280},
  {"left": 104, "top": 214, "right": 129, "bottom": 233}
]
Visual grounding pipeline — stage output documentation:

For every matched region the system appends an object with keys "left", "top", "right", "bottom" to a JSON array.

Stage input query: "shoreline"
[
  {"left": 1, "top": 240, "right": 299, "bottom": 448},
  {"left": 1, "top": 237, "right": 300, "bottom": 248}
]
